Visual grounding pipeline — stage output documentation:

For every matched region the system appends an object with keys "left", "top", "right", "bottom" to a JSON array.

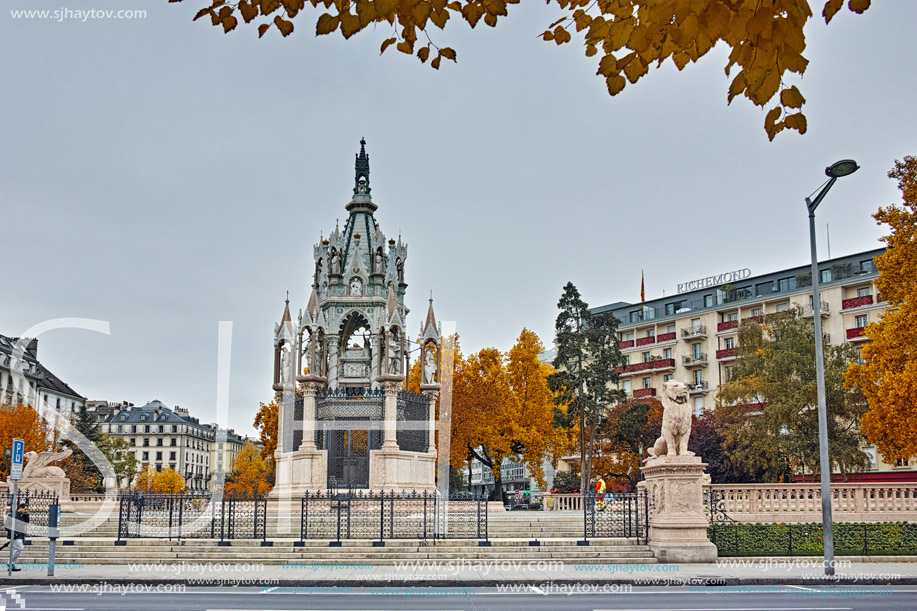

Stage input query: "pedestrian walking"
[
  {"left": 4, "top": 502, "right": 29, "bottom": 571},
  {"left": 595, "top": 477, "right": 607, "bottom": 512}
]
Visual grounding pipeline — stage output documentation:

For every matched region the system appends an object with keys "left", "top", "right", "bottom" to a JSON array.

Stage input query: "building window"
[
  {"left": 156, "top": 452, "right": 163, "bottom": 461},
  {"left": 693, "top": 369, "right": 703, "bottom": 386},
  {"left": 691, "top": 318, "right": 701, "bottom": 331},
  {"left": 156, "top": 438, "right": 163, "bottom": 447},
  {"left": 724, "top": 365, "right": 735, "bottom": 381},
  {"left": 778, "top": 277, "right": 797, "bottom": 292},
  {"left": 775, "top": 303, "right": 789, "bottom": 313},
  {"left": 116, "top": 425, "right": 123, "bottom": 434},
  {"left": 622, "top": 380, "right": 631, "bottom": 395},
  {"left": 693, "top": 397, "right": 704, "bottom": 417},
  {"left": 642, "top": 352, "right": 651, "bottom": 363},
  {"left": 751, "top": 307, "right": 762, "bottom": 317},
  {"left": 625, "top": 332, "right": 634, "bottom": 341},
  {"left": 170, "top": 452, "right": 176, "bottom": 460},
  {"left": 630, "top": 311, "right": 641, "bottom": 323},
  {"left": 820, "top": 269, "right": 832, "bottom": 283},
  {"left": 130, "top": 438, "right": 136, "bottom": 446},
  {"left": 895, "top": 458, "right": 909, "bottom": 468},
  {"left": 158, "top": 425, "right": 164, "bottom": 433},
  {"left": 663, "top": 374, "right": 673, "bottom": 382},
  {"left": 642, "top": 377, "right": 652, "bottom": 389},
  {"left": 142, "top": 452, "right": 149, "bottom": 461},
  {"left": 860, "top": 260, "right": 875, "bottom": 273},
  {"left": 144, "top": 425, "right": 150, "bottom": 433},
  {"left": 704, "top": 295, "right": 714, "bottom": 308},
  {"left": 863, "top": 447, "right": 877, "bottom": 471},
  {"left": 726, "top": 312, "right": 738, "bottom": 322},
  {"left": 171, "top": 439, "right": 177, "bottom": 446},
  {"left": 756, "top": 282, "right": 773, "bottom": 297},
  {"left": 218, "top": 442, "right": 224, "bottom": 450},
  {"left": 666, "top": 324, "right": 675, "bottom": 333},
  {"left": 724, "top": 337, "right": 735, "bottom": 350},
  {"left": 855, "top": 315, "right": 868, "bottom": 328},
  {"left": 693, "top": 343, "right": 702, "bottom": 359},
  {"left": 857, "top": 287, "right": 871, "bottom": 298},
  {"left": 143, "top": 439, "right": 149, "bottom": 447},
  {"left": 665, "top": 303, "right": 675, "bottom": 316},
  {"left": 172, "top": 425, "right": 178, "bottom": 433},
  {"left": 645, "top": 329, "right": 655, "bottom": 338},
  {"left": 663, "top": 347, "right": 673, "bottom": 359},
  {"left": 623, "top": 355, "right": 630, "bottom": 365}
]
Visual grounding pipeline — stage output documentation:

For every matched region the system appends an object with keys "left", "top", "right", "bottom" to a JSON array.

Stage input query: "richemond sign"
[{"left": 677, "top": 268, "right": 752, "bottom": 294}]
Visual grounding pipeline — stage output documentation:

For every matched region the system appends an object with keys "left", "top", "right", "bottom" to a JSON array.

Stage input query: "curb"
[{"left": 3, "top": 576, "right": 916, "bottom": 587}]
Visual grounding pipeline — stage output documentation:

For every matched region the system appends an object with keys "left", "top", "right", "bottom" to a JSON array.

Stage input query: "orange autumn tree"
[
  {"left": 152, "top": 468, "right": 187, "bottom": 494},
  {"left": 846, "top": 155, "right": 917, "bottom": 461},
  {"left": 451, "top": 329, "right": 560, "bottom": 500},
  {"left": 225, "top": 441, "right": 273, "bottom": 497},
  {"left": 134, "top": 464, "right": 157, "bottom": 492},
  {"left": 0, "top": 403, "right": 54, "bottom": 480},
  {"left": 593, "top": 397, "right": 664, "bottom": 490},
  {"left": 172, "top": 0, "right": 871, "bottom": 140},
  {"left": 253, "top": 398, "right": 278, "bottom": 464}
]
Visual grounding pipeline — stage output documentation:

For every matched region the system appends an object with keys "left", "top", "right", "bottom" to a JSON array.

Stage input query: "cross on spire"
[{"left": 354, "top": 137, "right": 371, "bottom": 196}]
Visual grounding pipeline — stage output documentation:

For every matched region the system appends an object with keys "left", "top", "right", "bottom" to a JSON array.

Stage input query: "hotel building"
[{"left": 592, "top": 247, "right": 911, "bottom": 479}]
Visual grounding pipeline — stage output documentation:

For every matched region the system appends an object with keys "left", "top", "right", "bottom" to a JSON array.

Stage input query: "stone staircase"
[{"left": 19, "top": 509, "right": 655, "bottom": 565}]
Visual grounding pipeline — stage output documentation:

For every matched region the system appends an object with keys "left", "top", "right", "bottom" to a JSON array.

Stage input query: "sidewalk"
[{"left": 3, "top": 558, "right": 916, "bottom": 587}]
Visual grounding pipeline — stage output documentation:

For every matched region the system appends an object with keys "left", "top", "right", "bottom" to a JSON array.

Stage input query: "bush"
[{"left": 709, "top": 521, "right": 917, "bottom": 556}]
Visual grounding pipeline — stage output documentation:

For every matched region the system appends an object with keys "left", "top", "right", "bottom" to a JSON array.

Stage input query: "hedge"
[{"left": 708, "top": 521, "right": 917, "bottom": 557}]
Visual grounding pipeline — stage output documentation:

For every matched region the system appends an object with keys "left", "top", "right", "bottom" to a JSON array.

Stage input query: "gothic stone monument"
[
  {"left": 641, "top": 380, "right": 717, "bottom": 562},
  {"left": 271, "top": 140, "right": 441, "bottom": 496}
]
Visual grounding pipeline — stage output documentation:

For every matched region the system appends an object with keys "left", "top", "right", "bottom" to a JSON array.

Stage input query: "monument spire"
[{"left": 354, "top": 137, "right": 371, "bottom": 197}]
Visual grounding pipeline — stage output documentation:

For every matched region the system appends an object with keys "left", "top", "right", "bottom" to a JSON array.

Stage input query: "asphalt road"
[{"left": 0, "top": 585, "right": 907, "bottom": 611}]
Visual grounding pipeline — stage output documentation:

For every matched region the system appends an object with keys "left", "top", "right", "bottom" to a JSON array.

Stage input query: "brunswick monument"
[{"left": 271, "top": 140, "right": 442, "bottom": 496}]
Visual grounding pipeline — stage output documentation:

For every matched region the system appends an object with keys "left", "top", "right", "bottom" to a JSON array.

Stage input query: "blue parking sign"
[{"left": 10, "top": 438, "right": 24, "bottom": 480}]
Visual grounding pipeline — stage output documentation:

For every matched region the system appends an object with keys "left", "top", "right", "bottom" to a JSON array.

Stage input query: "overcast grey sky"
[{"left": 2, "top": 0, "right": 914, "bottom": 435}]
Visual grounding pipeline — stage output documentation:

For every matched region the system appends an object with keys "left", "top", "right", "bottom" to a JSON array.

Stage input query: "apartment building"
[
  {"left": 592, "top": 247, "right": 911, "bottom": 479},
  {"left": 96, "top": 400, "right": 216, "bottom": 491},
  {"left": 0, "top": 334, "right": 84, "bottom": 424}
]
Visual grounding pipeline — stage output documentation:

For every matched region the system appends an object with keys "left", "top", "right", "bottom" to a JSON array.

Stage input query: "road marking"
[
  {"left": 786, "top": 585, "right": 818, "bottom": 591},
  {"left": 594, "top": 608, "right": 853, "bottom": 611},
  {"left": 529, "top": 585, "right": 545, "bottom": 595}
]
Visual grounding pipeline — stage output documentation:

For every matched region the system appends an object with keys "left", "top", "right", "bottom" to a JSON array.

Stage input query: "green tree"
[
  {"left": 715, "top": 308, "right": 868, "bottom": 481},
  {"left": 171, "top": 0, "right": 873, "bottom": 140},
  {"left": 97, "top": 434, "right": 139, "bottom": 488},
  {"left": 62, "top": 404, "right": 103, "bottom": 492},
  {"left": 548, "top": 282, "right": 626, "bottom": 492}
]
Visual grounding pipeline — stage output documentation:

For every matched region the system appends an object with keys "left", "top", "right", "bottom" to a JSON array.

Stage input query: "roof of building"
[
  {"left": 105, "top": 400, "right": 209, "bottom": 428},
  {"left": 592, "top": 247, "right": 885, "bottom": 328}
]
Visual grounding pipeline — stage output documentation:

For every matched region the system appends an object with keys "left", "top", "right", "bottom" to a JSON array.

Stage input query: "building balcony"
[
  {"left": 802, "top": 302, "right": 830, "bottom": 317},
  {"left": 636, "top": 335, "right": 656, "bottom": 347},
  {"left": 682, "top": 353, "right": 708, "bottom": 367},
  {"left": 656, "top": 332, "right": 677, "bottom": 343},
  {"left": 688, "top": 381, "right": 709, "bottom": 395},
  {"left": 632, "top": 388, "right": 656, "bottom": 399},
  {"left": 742, "top": 315, "right": 763, "bottom": 324},
  {"left": 619, "top": 340, "right": 635, "bottom": 349},
  {"left": 682, "top": 325, "right": 707, "bottom": 339},
  {"left": 716, "top": 348, "right": 737, "bottom": 360},
  {"left": 847, "top": 327, "right": 868, "bottom": 341},
  {"left": 617, "top": 358, "right": 676, "bottom": 376},
  {"left": 842, "top": 295, "right": 874, "bottom": 311},
  {"left": 717, "top": 320, "right": 739, "bottom": 333}
]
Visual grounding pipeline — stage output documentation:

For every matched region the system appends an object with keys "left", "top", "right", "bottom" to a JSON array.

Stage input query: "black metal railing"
[
  {"left": 1, "top": 491, "right": 59, "bottom": 537},
  {"left": 299, "top": 490, "right": 488, "bottom": 542},
  {"left": 582, "top": 490, "right": 648, "bottom": 543},
  {"left": 117, "top": 491, "right": 267, "bottom": 542}
]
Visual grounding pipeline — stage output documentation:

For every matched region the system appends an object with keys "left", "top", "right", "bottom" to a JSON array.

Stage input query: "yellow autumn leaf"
[
  {"left": 780, "top": 85, "right": 806, "bottom": 108},
  {"left": 315, "top": 13, "right": 338, "bottom": 35}
]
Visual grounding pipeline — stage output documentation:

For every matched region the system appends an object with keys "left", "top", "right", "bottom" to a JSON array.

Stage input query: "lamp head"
[{"left": 826, "top": 159, "right": 859, "bottom": 178}]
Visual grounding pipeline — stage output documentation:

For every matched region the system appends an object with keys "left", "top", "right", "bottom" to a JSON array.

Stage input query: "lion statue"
[{"left": 646, "top": 380, "right": 693, "bottom": 458}]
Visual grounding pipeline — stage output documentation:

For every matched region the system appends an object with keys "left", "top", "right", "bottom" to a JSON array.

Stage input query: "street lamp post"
[{"left": 805, "top": 159, "right": 859, "bottom": 577}]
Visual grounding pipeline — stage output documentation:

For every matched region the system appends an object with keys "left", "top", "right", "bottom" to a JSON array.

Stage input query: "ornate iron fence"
[
  {"left": 116, "top": 492, "right": 266, "bottom": 542},
  {"left": 582, "top": 490, "right": 649, "bottom": 543},
  {"left": 1, "top": 491, "right": 59, "bottom": 537},
  {"left": 299, "top": 490, "right": 487, "bottom": 542}
]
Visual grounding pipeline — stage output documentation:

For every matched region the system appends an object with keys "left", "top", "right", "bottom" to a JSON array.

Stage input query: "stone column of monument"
[{"left": 640, "top": 380, "right": 718, "bottom": 563}]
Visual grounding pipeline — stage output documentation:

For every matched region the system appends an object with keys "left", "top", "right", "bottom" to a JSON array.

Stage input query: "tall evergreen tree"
[
  {"left": 548, "top": 282, "right": 626, "bottom": 491},
  {"left": 63, "top": 404, "right": 104, "bottom": 492}
]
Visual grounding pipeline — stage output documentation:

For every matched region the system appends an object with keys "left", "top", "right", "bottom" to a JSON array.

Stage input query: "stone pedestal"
[
  {"left": 270, "top": 446, "right": 328, "bottom": 497},
  {"left": 369, "top": 449, "right": 436, "bottom": 491},
  {"left": 642, "top": 455, "right": 717, "bottom": 563}
]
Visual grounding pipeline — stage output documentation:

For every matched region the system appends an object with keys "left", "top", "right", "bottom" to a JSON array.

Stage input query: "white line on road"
[
  {"left": 785, "top": 585, "right": 819, "bottom": 591},
  {"left": 594, "top": 608, "right": 853, "bottom": 611}
]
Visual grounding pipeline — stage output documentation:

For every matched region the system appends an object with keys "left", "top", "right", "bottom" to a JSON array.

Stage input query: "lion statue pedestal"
[{"left": 641, "top": 380, "right": 717, "bottom": 563}]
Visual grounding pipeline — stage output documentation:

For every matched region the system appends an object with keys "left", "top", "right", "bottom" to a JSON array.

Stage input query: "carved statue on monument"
[
  {"left": 388, "top": 333, "right": 401, "bottom": 375},
  {"left": 350, "top": 277, "right": 363, "bottom": 297},
  {"left": 22, "top": 448, "right": 72, "bottom": 479},
  {"left": 330, "top": 248, "right": 342, "bottom": 275},
  {"left": 279, "top": 344, "right": 291, "bottom": 384},
  {"left": 374, "top": 247, "right": 385, "bottom": 275},
  {"left": 423, "top": 348, "right": 436, "bottom": 385},
  {"left": 646, "top": 380, "right": 693, "bottom": 458}
]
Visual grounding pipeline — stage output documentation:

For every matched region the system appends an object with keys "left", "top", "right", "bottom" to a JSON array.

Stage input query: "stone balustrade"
[
  {"left": 709, "top": 482, "right": 917, "bottom": 522},
  {"left": 543, "top": 493, "right": 583, "bottom": 511}
]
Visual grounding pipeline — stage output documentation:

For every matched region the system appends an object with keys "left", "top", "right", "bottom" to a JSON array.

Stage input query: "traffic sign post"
[{"left": 7, "top": 438, "right": 24, "bottom": 576}]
